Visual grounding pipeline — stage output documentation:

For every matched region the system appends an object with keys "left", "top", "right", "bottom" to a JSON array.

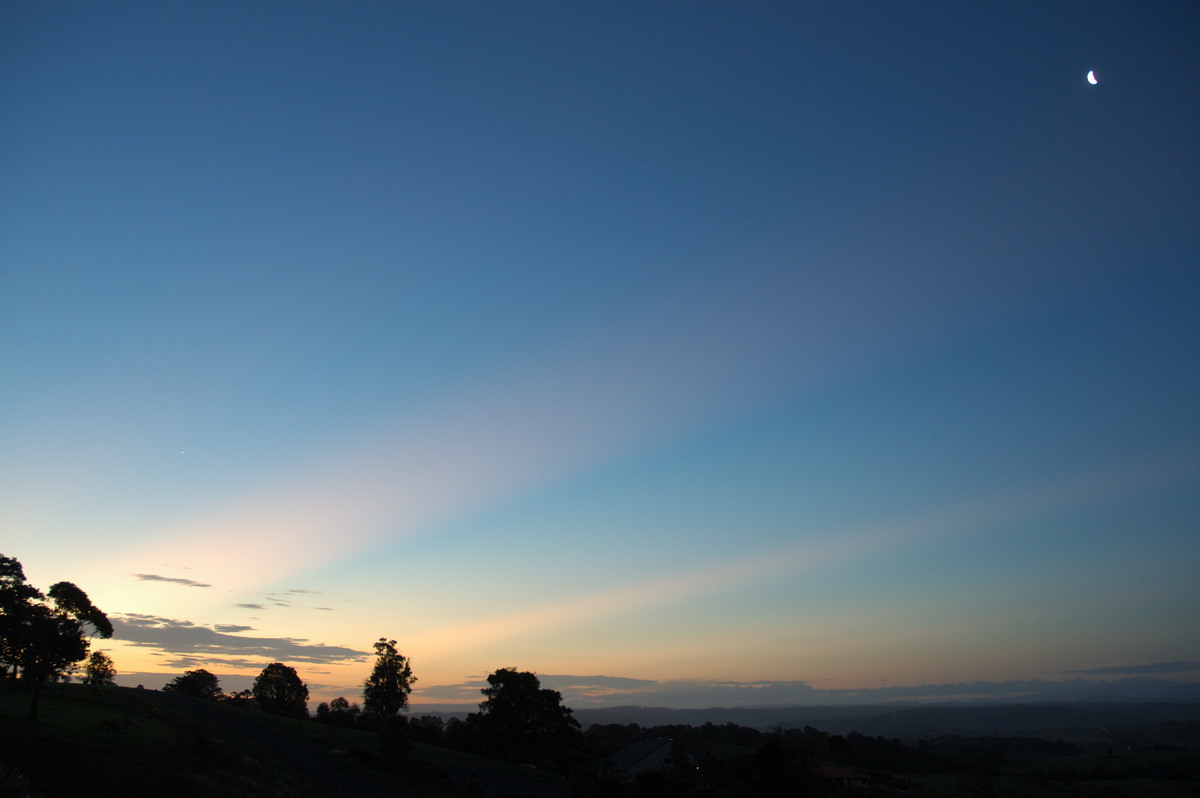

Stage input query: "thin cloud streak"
[
  {"left": 1064, "top": 661, "right": 1200, "bottom": 675},
  {"left": 132, "top": 573, "right": 212, "bottom": 588}
]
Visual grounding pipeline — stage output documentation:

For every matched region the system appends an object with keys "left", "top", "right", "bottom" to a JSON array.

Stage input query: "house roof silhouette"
[{"left": 609, "top": 738, "right": 673, "bottom": 775}]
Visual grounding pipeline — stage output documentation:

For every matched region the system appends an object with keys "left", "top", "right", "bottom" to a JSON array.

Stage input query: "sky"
[{"left": 2, "top": 1, "right": 1199, "bottom": 709}]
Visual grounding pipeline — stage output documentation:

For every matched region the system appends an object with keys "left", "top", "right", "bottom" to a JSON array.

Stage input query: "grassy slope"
[
  {"left": 0, "top": 684, "right": 560, "bottom": 798},
  {"left": 0, "top": 682, "right": 324, "bottom": 797}
]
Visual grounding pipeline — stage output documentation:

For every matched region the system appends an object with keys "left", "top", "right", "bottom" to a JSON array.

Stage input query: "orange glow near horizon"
[
  {"left": 88, "top": 450, "right": 1197, "bottom": 705},
  {"left": 406, "top": 452, "right": 1192, "bottom": 663}
]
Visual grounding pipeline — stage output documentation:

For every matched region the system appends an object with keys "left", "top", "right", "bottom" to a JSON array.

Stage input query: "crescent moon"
[{"left": 1087, "top": 70, "right": 1098, "bottom": 85}]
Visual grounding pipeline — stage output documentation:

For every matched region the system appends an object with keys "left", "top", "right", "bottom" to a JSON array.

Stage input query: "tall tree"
[
  {"left": 163, "top": 668, "right": 223, "bottom": 700},
  {"left": 81, "top": 651, "right": 117, "bottom": 686},
  {"left": 468, "top": 668, "right": 580, "bottom": 763},
  {"left": 0, "top": 554, "right": 112, "bottom": 719},
  {"left": 0, "top": 556, "right": 43, "bottom": 678},
  {"left": 253, "top": 662, "right": 309, "bottom": 718},
  {"left": 362, "top": 638, "right": 416, "bottom": 718}
]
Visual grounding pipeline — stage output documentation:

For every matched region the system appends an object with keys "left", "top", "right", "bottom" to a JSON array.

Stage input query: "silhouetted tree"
[
  {"left": 163, "top": 668, "right": 223, "bottom": 700},
  {"left": 253, "top": 662, "right": 309, "bottom": 717},
  {"left": 362, "top": 638, "right": 416, "bottom": 718},
  {"left": 46, "top": 582, "right": 113, "bottom": 639},
  {"left": 468, "top": 667, "right": 581, "bottom": 764},
  {"left": 0, "top": 554, "right": 112, "bottom": 719},
  {"left": 410, "top": 714, "right": 446, "bottom": 745},
  {"left": 317, "top": 695, "right": 361, "bottom": 728},
  {"left": 81, "top": 650, "right": 116, "bottom": 685},
  {"left": 223, "top": 688, "right": 255, "bottom": 708}
]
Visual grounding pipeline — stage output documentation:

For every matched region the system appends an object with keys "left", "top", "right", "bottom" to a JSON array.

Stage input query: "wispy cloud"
[
  {"left": 160, "top": 655, "right": 265, "bottom": 670},
  {"left": 132, "top": 573, "right": 211, "bottom": 588},
  {"left": 413, "top": 676, "right": 840, "bottom": 707},
  {"left": 414, "top": 674, "right": 750, "bottom": 706},
  {"left": 259, "top": 593, "right": 335, "bottom": 612},
  {"left": 410, "top": 454, "right": 1196, "bottom": 657},
  {"left": 113, "top": 614, "right": 365, "bottom": 666},
  {"left": 540, "top": 674, "right": 674, "bottom": 699},
  {"left": 234, "top": 603, "right": 264, "bottom": 610},
  {"left": 1063, "top": 661, "right": 1200, "bottom": 675},
  {"left": 416, "top": 674, "right": 1200, "bottom": 709}
]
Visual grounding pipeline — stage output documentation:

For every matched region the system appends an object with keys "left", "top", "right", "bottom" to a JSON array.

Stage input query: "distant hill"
[
  {"left": 409, "top": 674, "right": 1200, "bottom": 721},
  {"left": 570, "top": 701, "right": 1200, "bottom": 737},
  {"left": 410, "top": 676, "right": 1200, "bottom": 736}
]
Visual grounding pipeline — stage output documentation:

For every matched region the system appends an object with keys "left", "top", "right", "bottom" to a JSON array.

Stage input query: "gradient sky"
[{"left": 3, "top": 1, "right": 1199, "bottom": 708}]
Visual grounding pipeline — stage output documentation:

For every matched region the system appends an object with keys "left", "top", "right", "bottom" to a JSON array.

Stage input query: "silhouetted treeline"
[{"left": 315, "top": 709, "right": 1111, "bottom": 796}]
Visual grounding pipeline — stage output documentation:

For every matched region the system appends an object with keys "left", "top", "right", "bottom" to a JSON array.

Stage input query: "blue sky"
[{"left": 2, "top": 1, "right": 1198, "bottom": 706}]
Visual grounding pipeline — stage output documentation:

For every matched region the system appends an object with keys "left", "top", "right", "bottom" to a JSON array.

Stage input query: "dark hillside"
[
  {"left": 0, "top": 684, "right": 563, "bottom": 798},
  {"left": 1, "top": 683, "right": 333, "bottom": 797}
]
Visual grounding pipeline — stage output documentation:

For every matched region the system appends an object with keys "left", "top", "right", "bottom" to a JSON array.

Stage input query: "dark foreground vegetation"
[
  {"left": 4, "top": 554, "right": 1199, "bottom": 796},
  {"left": 3, "top": 682, "right": 1199, "bottom": 798}
]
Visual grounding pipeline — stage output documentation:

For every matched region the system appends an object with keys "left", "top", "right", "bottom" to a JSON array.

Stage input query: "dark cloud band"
[
  {"left": 1062, "top": 661, "right": 1200, "bottom": 675},
  {"left": 113, "top": 613, "right": 365, "bottom": 665}
]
